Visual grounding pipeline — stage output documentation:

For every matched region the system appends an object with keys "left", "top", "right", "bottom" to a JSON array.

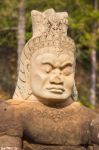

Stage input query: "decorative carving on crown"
[
  {"left": 31, "top": 8, "right": 68, "bottom": 38},
  {"left": 27, "top": 9, "right": 75, "bottom": 58}
]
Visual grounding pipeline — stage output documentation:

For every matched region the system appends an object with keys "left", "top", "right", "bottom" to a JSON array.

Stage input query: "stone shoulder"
[
  {"left": 0, "top": 99, "right": 24, "bottom": 137},
  {"left": 6, "top": 100, "right": 98, "bottom": 119}
]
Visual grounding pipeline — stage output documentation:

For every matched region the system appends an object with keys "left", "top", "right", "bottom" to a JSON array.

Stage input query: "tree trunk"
[
  {"left": 90, "top": 49, "right": 96, "bottom": 106},
  {"left": 17, "top": 0, "right": 25, "bottom": 71},
  {"left": 90, "top": 0, "right": 98, "bottom": 106}
]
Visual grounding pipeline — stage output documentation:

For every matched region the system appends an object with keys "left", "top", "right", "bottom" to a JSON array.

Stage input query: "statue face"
[{"left": 30, "top": 47, "right": 75, "bottom": 103}]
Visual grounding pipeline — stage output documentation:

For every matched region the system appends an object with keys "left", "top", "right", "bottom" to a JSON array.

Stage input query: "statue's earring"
[{"left": 72, "top": 83, "right": 78, "bottom": 101}]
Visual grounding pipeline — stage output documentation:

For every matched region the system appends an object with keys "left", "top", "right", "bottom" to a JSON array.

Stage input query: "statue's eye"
[
  {"left": 42, "top": 64, "right": 53, "bottom": 73},
  {"left": 61, "top": 65, "right": 74, "bottom": 76}
]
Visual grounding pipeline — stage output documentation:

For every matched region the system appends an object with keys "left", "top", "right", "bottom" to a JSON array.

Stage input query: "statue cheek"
[
  {"left": 31, "top": 73, "right": 48, "bottom": 89},
  {"left": 64, "top": 75, "right": 75, "bottom": 89}
]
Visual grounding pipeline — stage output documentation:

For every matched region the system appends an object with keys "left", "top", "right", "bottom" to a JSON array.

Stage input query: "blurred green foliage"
[{"left": 0, "top": 0, "right": 99, "bottom": 52}]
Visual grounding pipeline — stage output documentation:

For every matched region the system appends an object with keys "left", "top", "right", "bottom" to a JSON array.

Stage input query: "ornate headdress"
[{"left": 13, "top": 9, "right": 78, "bottom": 100}]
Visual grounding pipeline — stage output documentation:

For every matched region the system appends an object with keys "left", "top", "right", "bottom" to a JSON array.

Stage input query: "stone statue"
[{"left": 0, "top": 9, "right": 99, "bottom": 150}]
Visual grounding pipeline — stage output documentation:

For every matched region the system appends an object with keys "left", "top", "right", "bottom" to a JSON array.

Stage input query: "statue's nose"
[
  {"left": 49, "top": 69, "right": 63, "bottom": 84},
  {"left": 50, "top": 76, "right": 63, "bottom": 84}
]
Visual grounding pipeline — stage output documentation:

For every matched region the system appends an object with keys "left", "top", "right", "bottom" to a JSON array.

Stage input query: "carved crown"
[
  {"left": 27, "top": 9, "right": 76, "bottom": 58},
  {"left": 31, "top": 8, "right": 68, "bottom": 37}
]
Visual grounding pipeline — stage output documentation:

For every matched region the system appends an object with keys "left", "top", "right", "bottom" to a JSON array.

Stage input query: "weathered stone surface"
[
  {"left": 23, "top": 141, "right": 87, "bottom": 150},
  {"left": 0, "top": 100, "right": 98, "bottom": 149}
]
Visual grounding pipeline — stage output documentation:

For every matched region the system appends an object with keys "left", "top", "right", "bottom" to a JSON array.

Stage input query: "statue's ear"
[
  {"left": 24, "top": 60, "right": 32, "bottom": 96},
  {"left": 24, "top": 60, "right": 30, "bottom": 82},
  {"left": 72, "top": 82, "right": 78, "bottom": 101}
]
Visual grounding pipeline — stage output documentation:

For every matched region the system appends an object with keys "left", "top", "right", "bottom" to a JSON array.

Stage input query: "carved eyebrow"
[
  {"left": 60, "top": 61, "right": 73, "bottom": 68},
  {"left": 42, "top": 61, "right": 54, "bottom": 67}
]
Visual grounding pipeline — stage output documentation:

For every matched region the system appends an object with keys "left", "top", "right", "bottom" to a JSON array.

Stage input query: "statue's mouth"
[{"left": 47, "top": 87, "right": 65, "bottom": 94}]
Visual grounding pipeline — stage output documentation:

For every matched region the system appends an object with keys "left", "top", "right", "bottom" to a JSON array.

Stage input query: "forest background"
[{"left": 0, "top": 0, "right": 99, "bottom": 109}]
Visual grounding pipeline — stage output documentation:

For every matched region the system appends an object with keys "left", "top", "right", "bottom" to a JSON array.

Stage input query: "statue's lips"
[{"left": 47, "top": 87, "right": 65, "bottom": 94}]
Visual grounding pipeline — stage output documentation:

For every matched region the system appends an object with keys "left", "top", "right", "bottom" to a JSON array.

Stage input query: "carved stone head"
[{"left": 13, "top": 9, "right": 78, "bottom": 104}]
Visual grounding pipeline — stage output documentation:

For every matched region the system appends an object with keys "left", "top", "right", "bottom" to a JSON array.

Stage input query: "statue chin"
[{"left": 31, "top": 89, "right": 72, "bottom": 105}]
